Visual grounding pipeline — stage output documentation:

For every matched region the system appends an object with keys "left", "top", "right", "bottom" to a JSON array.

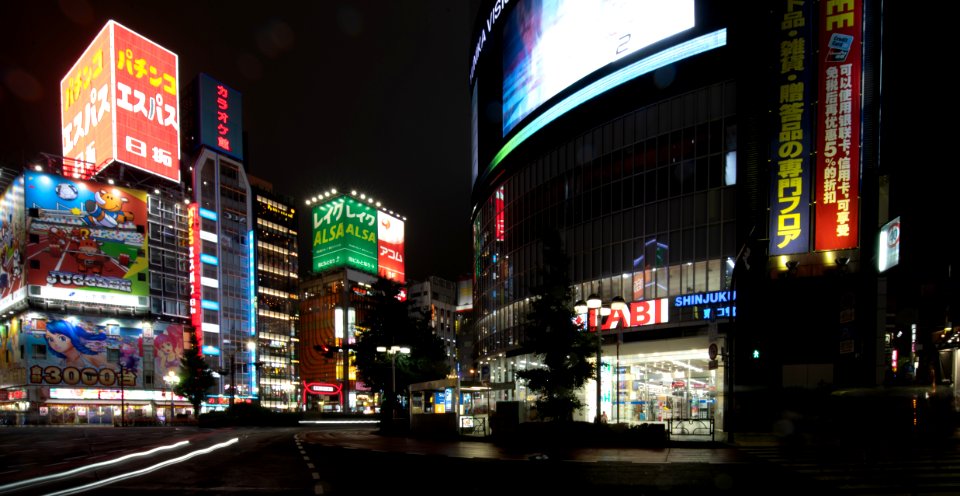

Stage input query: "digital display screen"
[{"left": 501, "top": 0, "right": 694, "bottom": 136}]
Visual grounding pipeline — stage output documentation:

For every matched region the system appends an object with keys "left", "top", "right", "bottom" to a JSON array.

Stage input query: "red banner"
[
  {"left": 376, "top": 212, "right": 405, "bottom": 283},
  {"left": 815, "top": 0, "right": 861, "bottom": 251}
]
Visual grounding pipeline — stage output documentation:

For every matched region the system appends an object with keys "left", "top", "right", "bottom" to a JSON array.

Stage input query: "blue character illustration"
[{"left": 44, "top": 320, "right": 108, "bottom": 369}]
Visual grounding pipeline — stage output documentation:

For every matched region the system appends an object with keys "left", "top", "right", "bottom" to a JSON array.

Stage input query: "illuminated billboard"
[
  {"left": 24, "top": 171, "right": 148, "bottom": 308},
  {"left": 501, "top": 0, "right": 695, "bottom": 136},
  {"left": 377, "top": 211, "right": 405, "bottom": 283},
  {"left": 878, "top": 217, "right": 900, "bottom": 273},
  {"left": 23, "top": 314, "right": 145, "bottom": 388},
  {"left": 0, "top": 176, "right": 26, "bottom": 314},
  {"left": 769, "top": 0, "right": 813, "bottom": 256},
  {"left": 814, "top": 0, "right": 861, "bottom": 251},
  {"left": 312, "top": 196, "right": 378, "bottom": 274},
  {"left": 197, "top": 73, "right": 243, "bottom": 160},
  {"left": 187, "top": 204, "right": 202, "bottom": 338},
  {"left": 456, "top": 278, "right": 473, "bottom": 312},
  {"left": 61, "top": 20, "right": 180, "bottom": 182}
]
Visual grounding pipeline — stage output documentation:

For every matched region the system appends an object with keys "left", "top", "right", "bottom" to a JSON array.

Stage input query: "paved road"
[{"left": 3, "top": 425, "right": 960, "bottom": 494}]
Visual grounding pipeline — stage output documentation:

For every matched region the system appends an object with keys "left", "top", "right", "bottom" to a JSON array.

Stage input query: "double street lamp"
[
  {"left": 376, "top": 345, "right": 410, "bottom": 418},
  {"left": 164, "top": 370, "right": 180, "bottom": 425},
  {"left": 574, "top": 294, "right": 627, "bottom": 424}
]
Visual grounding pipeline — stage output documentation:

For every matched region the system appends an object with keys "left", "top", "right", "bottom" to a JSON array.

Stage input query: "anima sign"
[{"left": 23, "top": 171, "right": 148, "bottom": 308}]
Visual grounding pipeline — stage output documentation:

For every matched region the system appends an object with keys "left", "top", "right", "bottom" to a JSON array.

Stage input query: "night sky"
[{"left": 0, "top": 1, "right": 479, "bottom": 283}]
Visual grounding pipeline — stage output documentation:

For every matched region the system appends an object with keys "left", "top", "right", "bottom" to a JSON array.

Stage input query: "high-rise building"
[
  {"left": 249, "top": 176, "right": 299, "bottom": 411},
  {"left": 408, "top": 276, "right": 458, "bottom": 372},
  {"left": 467, "top": 0, "right": 934, "bottom": 439},
  {"left": 298, "top": 189, "right": 407, "bottom": 412}
]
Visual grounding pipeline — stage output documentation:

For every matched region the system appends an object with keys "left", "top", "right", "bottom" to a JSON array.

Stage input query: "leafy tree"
[
  {"left": 174, "top": 331, "right": 216, "bottom": 419},
  {"left": 517, "top": 229, "right": 596, "bottom": 422},
  {"left": 355, "top": 279, "right": 449, "bottom": 417}
]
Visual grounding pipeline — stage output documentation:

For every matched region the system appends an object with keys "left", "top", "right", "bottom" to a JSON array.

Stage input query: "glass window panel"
[
  {"left": 694, "top": 261, "right": 707, "bottom": 293},
  {"left": 708, "top": 260, "right": 721, "bottom": 291}
]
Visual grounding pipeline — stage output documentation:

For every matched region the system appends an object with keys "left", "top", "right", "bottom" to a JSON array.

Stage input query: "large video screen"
[
  {"left": 24, "top": 171, "right": 148, "bottom": 308},
  {"left": 502, "top": 0, "right": 694, "bottom": 136},
  {"left": 61, "top": 20, "right": 180, "bottom": 182}
]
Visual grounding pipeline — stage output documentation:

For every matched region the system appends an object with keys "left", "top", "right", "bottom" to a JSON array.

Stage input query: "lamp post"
[
  {"left": 576, "top": 294, "right": 605, "bottom": 423},
  {"left": 117, "top": 363, "right": 126, "bottom": 427},
  {"left": 164, "top": 370, "right": 180, "bottom": 426},
  {"left": 609, "top": 296, "right": 628, "bottom": 423},
  {"left": 376, "top": 345, "right": 410, "bottom": 418}
]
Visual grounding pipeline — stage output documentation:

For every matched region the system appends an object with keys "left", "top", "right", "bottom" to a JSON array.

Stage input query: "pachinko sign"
[
  {"left": 188, "top": 204, "right": 202, "bottom": 339},
  {"left": 377, "top": 211, "right": 405, "bottom": 283},
  {"left": 24, "top": 172, "right": 148, "bottom": 308},
  {"left": 814, "top": 0, "right": 861, "bottom": 251},
  {"left": 61, "top": 20, "right": 180, "bottom": 182}
]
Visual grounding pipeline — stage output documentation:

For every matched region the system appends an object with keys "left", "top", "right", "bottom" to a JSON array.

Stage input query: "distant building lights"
[
  {"left": 108, "top": 179, "right": 115, "bottom": 185},
  {"left": 33, "top": 164, "right": 42, "bottom": 171},
  {"left": 154, "top": 189, "right": 160, "bottom": 194},
  {"left": 184, "top": 199, "right": 191, "bottom": 205}
]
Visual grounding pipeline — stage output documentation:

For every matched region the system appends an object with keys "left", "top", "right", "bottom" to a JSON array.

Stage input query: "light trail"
[
  {"left": 43, "top": 438, "right": 239, "bottom": 496},
  {"left": 0, "top": 440, "right": 190, "bottom": 494}
]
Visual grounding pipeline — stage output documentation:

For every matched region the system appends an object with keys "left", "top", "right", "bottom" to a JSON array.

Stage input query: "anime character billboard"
[
  {"left": 24, "top": 316, "right": 142, "bottom": 388},
  {"left": 0, "top": 176, "right": 26, "bottom": 313},
  {"left": 24, "top": 171, "right": 148, "bottom": 308},
  {"left": 152, "top": 323, "right": 184, "bottom": 379}
]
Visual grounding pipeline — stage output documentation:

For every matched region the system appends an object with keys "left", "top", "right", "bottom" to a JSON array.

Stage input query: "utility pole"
[
  {"left": 117, "top": 363, "right": 126, "bottom": 427},
  {"left": 341, "top": 272, "right": 350, "bottom": 412}
]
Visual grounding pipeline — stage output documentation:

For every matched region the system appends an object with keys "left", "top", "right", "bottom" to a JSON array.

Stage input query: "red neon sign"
[
  {"left": 588, "top": 298, "right": 670, "bottom": 331},
  {"left": 302, "top": 381, "right": 343, "bottom": 406},
  {"left": 188, "top": 204, "right": 202, "bottom": 346}
]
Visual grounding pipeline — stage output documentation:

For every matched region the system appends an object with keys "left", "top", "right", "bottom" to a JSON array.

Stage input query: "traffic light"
[
  {"left": 752, "top": 348, "right": 760, "bottom": 359},
  {"left": 314, "top": 344, "right": 340, "bottom": 358}
]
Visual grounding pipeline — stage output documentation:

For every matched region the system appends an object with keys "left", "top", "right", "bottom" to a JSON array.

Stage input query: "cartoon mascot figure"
[{"left": 72, "top": 190, "right": 135, "bottom": 228}]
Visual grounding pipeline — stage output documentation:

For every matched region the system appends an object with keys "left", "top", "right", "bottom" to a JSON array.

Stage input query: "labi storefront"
[{"left": 0, "top": 313, "right": 190, "bottom": 425}]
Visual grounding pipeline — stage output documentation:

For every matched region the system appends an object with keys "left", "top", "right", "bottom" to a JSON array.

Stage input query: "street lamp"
[
  {"left": 376, "top": 345, "right": 411, "bottom": 418},
  {"left": 609, "top": 296, "right": 628, "bottom": 424},
  {"left": 164, "top": 370, "right": 180, "bottom": 426}
]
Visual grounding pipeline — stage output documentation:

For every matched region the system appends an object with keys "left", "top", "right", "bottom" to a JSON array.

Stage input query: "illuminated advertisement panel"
[
  {"left": 60, "top": 21, "right": 180, "bottom": 183},
  {"left": 494, "top": 186, "right": 505, "bottom": 241},
  {"left": 814, "top": 0, "right": 861, "bottom": 251},
  {"left": 769, "top": 0, "right": 813, "bottom": 256},
  {"left": 456, "top": 278, "right": 473, "bottom": 312},
  {"left": 0, "top": 176, "right": 27, "bottom": 314},
  {"left": 197, "top": 73, "right": 243, "bottom": 160},
  {"left": 188, "top": 204, "right": 202, "bottom": 341},
  {"left": 878, "top": 217, "right": 900, "bottom": 273},
  {"left": 502, "top": 0, "right": 695, "bottom": 136},
  {"left": 312, "top": 196, "right": 377, "bottom": 274},
  {"left": 22, "top": 313, "right": 145, "bottom": 388},
  {"left": 24, "top": 172, "right": 148, "bottom": 308},
  {"left": 61, "top": 23, "right": 114, "bottom": 179},
  {"left": 377, "top": 211, "right": 405, "bottom": 283},
  {"left": 596, "top": 297, "right": 670, "bottom": 331}
]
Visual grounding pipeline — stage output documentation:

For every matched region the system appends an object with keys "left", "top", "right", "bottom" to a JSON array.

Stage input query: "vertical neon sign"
[
  {"left": 248, "top": 229, "right": 257, "bottom": 396},
  {"left": 188, "top": 203, "right": 202, "bottom": 346}
]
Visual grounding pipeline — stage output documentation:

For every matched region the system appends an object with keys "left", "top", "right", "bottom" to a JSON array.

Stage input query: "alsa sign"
[{"left": 585, "top": 298, "right": 670, "bottom": 331}]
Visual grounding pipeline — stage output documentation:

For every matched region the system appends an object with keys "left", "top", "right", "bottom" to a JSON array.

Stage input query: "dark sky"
[{"left": 0, "top": 0, "right": 479, "bottom": 283}]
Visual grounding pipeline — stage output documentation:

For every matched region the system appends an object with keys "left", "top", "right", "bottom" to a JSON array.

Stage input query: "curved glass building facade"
[{"left": 470, "top": 0, "right": 741, "bottom": 434}]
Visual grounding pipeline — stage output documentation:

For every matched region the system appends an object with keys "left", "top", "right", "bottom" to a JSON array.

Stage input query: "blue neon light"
[
  {"left": 485, "top": 29, "right": 727, "bottom": 178},
  {"left": 202, "top": 345, "right": 221, "bottom": 356},
  {"left": 201, "top": 299, "right": 220, "bottom": 311},
  {"left": 247, "top": 229, "right": 257, "bottom": 396},
  {"left": 199, "top": 208, "right": 218, "bottom": 221},
  {"left": 200, "top": 254, "right": 218, "bottom": 266}
]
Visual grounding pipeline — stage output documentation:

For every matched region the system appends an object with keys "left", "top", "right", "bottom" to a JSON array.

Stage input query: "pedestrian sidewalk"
[{"left": 303, "top": 429, "right": 757, "bottom": 464}]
